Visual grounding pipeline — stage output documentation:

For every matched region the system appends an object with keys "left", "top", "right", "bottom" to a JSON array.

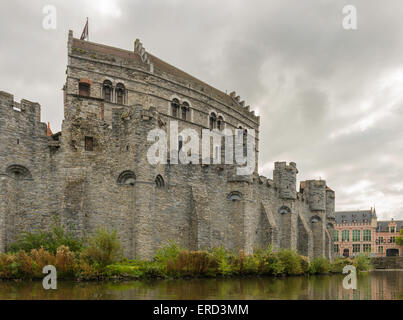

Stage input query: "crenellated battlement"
[{"left": 0, "top": 91, "right": 41, "bottom": 123}]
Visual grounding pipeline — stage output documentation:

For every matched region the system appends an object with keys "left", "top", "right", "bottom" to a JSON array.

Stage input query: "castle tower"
[{"left": 273, "top": 162, "right": 298, "bottom": 200}]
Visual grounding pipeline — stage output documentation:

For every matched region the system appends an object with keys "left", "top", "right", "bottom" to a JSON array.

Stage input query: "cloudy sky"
[{"left": 0, "top": 0, "right": 402, "bottom": 220}]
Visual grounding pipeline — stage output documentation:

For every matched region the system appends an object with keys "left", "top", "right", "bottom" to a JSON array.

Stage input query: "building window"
[
  {"left": 363, "top": 244, "right": 371, "bottom": 253},
  {"left": 342, "top": 230, "right": 350, "bottom": 242},
  {"left": 390, "top": 226, "right": 395, "bottom": 233},
  {"left": 103, "top": 80, "right": 113, "bottom": 102},
  {"left": 334, "top": 244, "right": 339, "bottom": 254},
  {"left": 181, "top": 102, "right": 189, "bottom": 121},
  {"left": 378, "top": 246, "right": 384, "bottom": 254},
  {"left": 155, "top": 175, "right": 165, "bottom": 188},
  {"left": 333, "top": 230, "right": 339, "bottom": 242},
  {"left": 116, "top": 83, "right": 125, "bottom": 105},
  {"left": 377, "top": 237, "right": 384, "bottom": 244},
  {"left": 209, "top": 112, "right": 217, "bottom": 130},
  {"left": 217, "top": 116, "right": 224, "bottom": 130},
  {"left": 79, "top": 82, "right": 90, "bottom": 97},
  {"left": 352, "top": 230, "right": 361, "bottom": 242},
  {"left": 390, "top": 237, "right": 396, "bottom": 243},
  {"left": 117, "top": 170, "right": 136, "bottom": 186},
  {"left": 363, "top": 229, "right": 371, "bottom": 242},
  {"left": 85, "top": 136, "right": 94, "bottom": 151},
  {"left": 171, "top": 99, "right": 180, "bottom": 118},
  {"left": 227, "top": 191, "right": 243, "bottom": 201},
  {"left": 353, "top": 244, "right": 360, "bottom": 253}
]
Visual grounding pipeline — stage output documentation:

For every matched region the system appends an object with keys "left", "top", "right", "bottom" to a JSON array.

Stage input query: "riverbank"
[
  {"left": 0, "top": 243, "right": 371, "bottom": 281},
  {"left": 0, "top": 226, "right": 372, "bottom": 281}
]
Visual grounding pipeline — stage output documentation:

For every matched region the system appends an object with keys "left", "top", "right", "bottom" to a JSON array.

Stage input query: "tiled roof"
[
  {"left": 376, "top": 220, "right": 403, "bottom": 232},
  {"left": 335, "top": 210, "right": 374, "bottom": 224}
]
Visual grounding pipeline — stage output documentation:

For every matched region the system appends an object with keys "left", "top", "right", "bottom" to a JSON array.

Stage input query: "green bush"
[
  {"left": 277, "top": 249, "right": 303, "bottom": 275},
  {"left": 353, "top": 253, "right": 372, "bottom": 272},
  {"left": 330, "top": 257, "right": 354, "bottom": 273},
  {"left": 80, "top": 228, "right": 123, "bottom": 269},
  {"left": 7, "top": 220, "right": 83, "bottom": 254},
  {"left": 309, "top": 256, "right": 331, "bottom": 274},
  {"left": 396, "top": 229, "right": 403, "bottom": 246},
  {"left": 260, "top": 249, "right": 285, "bottom": 276},
  {"left": 211, "top": 247, "right": 235, "bottom": 276}
]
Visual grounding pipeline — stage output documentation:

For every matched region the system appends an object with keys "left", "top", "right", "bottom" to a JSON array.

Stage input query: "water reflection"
[{"left": 0, "top": 271, "right": 401, "bottom": 300}]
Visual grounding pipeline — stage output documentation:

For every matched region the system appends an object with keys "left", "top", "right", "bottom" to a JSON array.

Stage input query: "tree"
[{"left": 396, "top": 229, "right": 403, "bottom": 247}]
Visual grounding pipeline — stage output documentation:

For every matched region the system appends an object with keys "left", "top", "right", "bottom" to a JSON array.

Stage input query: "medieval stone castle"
[{"left": 0, "top": 31, "right": 336, "bottom": 259}]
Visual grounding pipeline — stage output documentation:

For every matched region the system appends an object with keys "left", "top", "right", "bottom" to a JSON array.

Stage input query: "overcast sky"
[{"left": 0, "top": 0, "right": 402, "bottom": 220}]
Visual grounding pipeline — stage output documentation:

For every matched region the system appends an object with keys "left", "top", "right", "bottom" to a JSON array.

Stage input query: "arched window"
[
  {"left": 217, "top": 116, "right": 224, "bottom": 130},
  {"left": 278, "top": 206, "right": 291, "bottom": 214},
  {"left": 310, "top": 215, "right": 322, "bottom": 223},
  {"left": 155, "top": 175, "right": 165, "bottom": 188},
  {"left": 171, "top": 98, "right": 180, "bottom": 118},
  {"left": 227, "top": 191, "right": 243, "bottom": 201},
  {"left": 116, "top": 83, "right": 125, "bottom": 105},
  {"left": 103, "top": 80, "right": 113, "bottom": 102},
  {"left": 117, "top": 171, "right": 136, "bottom": 186},
  {"left": 209, "top": 112, "right": 217, "bottom": 130},
  {"left": 6, "top": 165, "right": 32, "bottom": 180},
  {"left": 181, "top": 102, "right": 189, "bottom": 121}
]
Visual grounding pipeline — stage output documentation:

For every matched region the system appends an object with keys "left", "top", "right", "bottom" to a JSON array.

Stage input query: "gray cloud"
[{"left": 0, "top": 0, "right": 402, "bottom": 219}]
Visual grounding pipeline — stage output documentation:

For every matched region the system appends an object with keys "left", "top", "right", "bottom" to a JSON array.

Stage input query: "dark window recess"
[
  {"left": 79, "top": 83, "right": 90, "bottom": 97},
  {"left": 85, "top": 136, "right": 94, "bottom": 151},
  {"left": 17, "top": 139, "right": 20, "bottom": 145},
  {"left": 181, "top": 102, "right": 189, "bottom": 121},
  {"left": 155, "top": 175, "right": 165, "bottom": 188},
  {"left": 116, "top": 83, "right": 125, "bottom": 105},
  {"left": 171, "top": 99, "right": 180, "bottom": 118},
  {"left": 103, "top": 80, "right": 113, "bottom": 102},
  {"left": 209, "top": 112, "right": 217, "bottom": 130}
]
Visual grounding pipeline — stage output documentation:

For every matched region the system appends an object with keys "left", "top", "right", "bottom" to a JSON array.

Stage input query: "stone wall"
[
  {"left": 372, "top": 257, "right": 403, "bottom": 269},
  {"left": 0, "top": 31, "right": 336, "bottom": 261}
]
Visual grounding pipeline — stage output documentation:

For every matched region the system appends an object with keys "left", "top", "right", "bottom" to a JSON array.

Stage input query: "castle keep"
[{"left": 0, "top": 31, "right": 336, "bottom": 259}]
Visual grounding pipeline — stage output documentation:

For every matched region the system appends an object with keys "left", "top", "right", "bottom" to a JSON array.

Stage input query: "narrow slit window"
[{"left": 85, "top": 136, "right": 94, "bottom": 151}]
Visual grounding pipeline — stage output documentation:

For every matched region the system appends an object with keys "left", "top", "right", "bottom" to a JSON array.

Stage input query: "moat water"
[{"left": 0, "top": 270, "right": 401, "bottom": 300}]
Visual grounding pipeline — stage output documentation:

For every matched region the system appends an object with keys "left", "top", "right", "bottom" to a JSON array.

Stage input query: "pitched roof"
[
  {"left": 376, "top": 220, "right": 403, "bottom": 232},
  {"left": 335, "top": 210, "right": 374, "bottom": 224}
]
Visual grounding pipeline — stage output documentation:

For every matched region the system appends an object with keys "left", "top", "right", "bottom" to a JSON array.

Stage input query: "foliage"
[
  {"left": 330, "top": 257, "right": 354, "bottom": 273},
  {"left": 352, "top": 253, "right": 372, "bottom": 272},
  {"left": 0, "top": 236, "right": 373, "bottom": 281},
  {"left": 7, "top": 219, "right": 83, "bottom": 254},
  {"left": 309, "top": 256, "right": 331, "bottom": 274},
  {"left": 396, "top": 229, "right": 403, "bottom": 246},
  {"left": 80, "top": 228, "right": 123, "bottom": 269},
  {"left": 277, "top": 249, "right": 304, "bottom": 275}
]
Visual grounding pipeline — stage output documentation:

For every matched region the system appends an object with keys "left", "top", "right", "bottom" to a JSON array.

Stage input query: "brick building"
[{"left": 334, "top": 208, "right": 403, "bottom": 257}]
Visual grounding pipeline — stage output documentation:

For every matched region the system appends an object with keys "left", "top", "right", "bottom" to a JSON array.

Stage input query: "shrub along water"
[{"left": 0, "top": 231, "right": 372, "bottom": 280}]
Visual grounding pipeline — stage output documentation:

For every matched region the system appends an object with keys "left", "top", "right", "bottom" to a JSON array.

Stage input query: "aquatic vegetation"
[{"left": 0, "top": 238, "right": 372, "bottom": 281}]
